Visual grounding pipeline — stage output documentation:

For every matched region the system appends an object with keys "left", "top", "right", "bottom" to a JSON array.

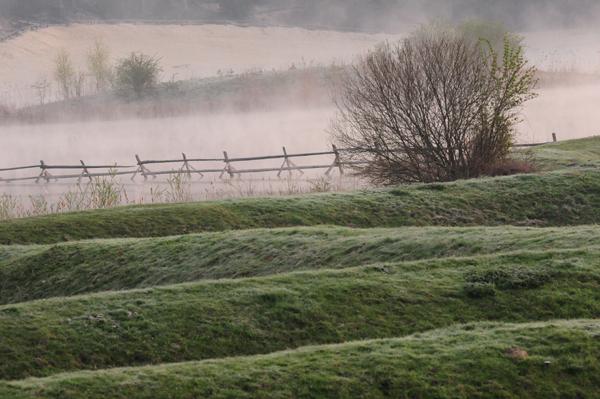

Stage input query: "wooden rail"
[
  {"left": 0, "top": 138, "right": 556, "bottom": 185},
  {"left": 0, "top": 146, "right": 348, "bottom": 184}
]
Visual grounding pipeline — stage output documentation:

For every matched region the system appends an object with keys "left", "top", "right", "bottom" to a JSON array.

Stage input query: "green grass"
[
  {"left": 530, "top": 136, "right": 600, "bottom": 170},
  {"left": 5, "top": 225, "right": 600, "bottom": 304},
  {"left": 2, "top": 137, "right": 600, "bottom": 395},
  {"left": 1, "top": 248, "right": 600, "bottom": 380},
  {"left": 2, "top": 169, "right": 600, "bottom": 245},
  {"left": 1, "top": 319, "right": 598, "bottom": 398}
]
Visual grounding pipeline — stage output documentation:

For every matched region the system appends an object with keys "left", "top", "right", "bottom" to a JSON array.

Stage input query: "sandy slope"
[{"left": 0, "top": 23, "right": 399, "bottom": 105}]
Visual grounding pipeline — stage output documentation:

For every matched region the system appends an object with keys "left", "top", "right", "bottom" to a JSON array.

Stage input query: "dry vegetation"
[{"left": 0, "top": 174, "right": 362, "bottom": 221}]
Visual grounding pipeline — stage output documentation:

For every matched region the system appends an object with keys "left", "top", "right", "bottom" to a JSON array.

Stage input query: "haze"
[{"left": 1, "top": 0, "right": 600, "bottom": 198}]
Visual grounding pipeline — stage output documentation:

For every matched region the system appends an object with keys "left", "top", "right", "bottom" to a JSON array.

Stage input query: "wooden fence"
[
  {"left": 0, "top": 137, "right": 556, "bottom": 185},
  {"left": 0, "top": 145, "right": 350, "bottom": 184}
]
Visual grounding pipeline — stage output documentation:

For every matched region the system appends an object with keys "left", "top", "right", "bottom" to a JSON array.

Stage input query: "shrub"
[
  {"left": 466, "top": 266, "right": 553, "bottom": 290},
  {"left": 463, "top": 282, "right": 497, "bottom": 298},
  {"left": 487, "top": 158, "right": 537, "bottom": 177},
  {"left": 115, "top": 53, "right": 162, "bottom": 98},
  {"left": 332, "top": 25, "right": 537, "bottom": 184}
]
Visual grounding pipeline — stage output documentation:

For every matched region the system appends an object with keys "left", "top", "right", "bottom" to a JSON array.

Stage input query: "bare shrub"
[
  {"left": 0, "top": 194, "right": 18, "bottom": 220},
  {"left": 87, "top": 174, "right": 124, "bottom": 209},
  {"left": 309, "top": 177, "right": 333, "bottom": 193},
  {"left": 56, "top": 187, "right": 90, "bottom": 213},
  {"left": 166, "top": 173, "right": 192, "bottom": 203},
  {"left": 115, "top": 53, "right": 162, "bottom": 98},
  {"left": 31, "top": 77, "right": 51, "bottom": 105},
  {"left": 332, "top": 27, "right": 537, "bottom": 185},
  {"left": 28, "top": 195, "right": 49, "bottom": 217}
]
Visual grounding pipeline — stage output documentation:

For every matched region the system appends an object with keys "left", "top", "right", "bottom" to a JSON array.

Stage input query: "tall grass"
[{"left": 0, "top": 174, "right": 364, "bottom": 221}]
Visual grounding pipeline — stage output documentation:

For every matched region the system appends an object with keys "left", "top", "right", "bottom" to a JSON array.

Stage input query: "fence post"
[
  {"left": 277, "top": 146, "right": 304, "bottom": 178},
  {"left": 326, "top": 145, "right": 344, "bottom": 176},
  {"left": 220, "top": 151, "right": 235, "bottom": 179},
  {"left": 552, "top": 133, "right": 557, "bottom": 143},
  {"left": 79, "top": 160, "right": 92, "bottom": 183},
  {"left": 36, "top": 160, "right": 52, "bottom": 183},
  {"left": 132, "top": 155, "right": 153, "bottom": 181},
  {"left": 180, "top": 152, "right": 202, "bottom": 178}
]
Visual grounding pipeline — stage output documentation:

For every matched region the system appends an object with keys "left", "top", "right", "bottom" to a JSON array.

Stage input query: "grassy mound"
[
  {"left": 4, "top": 225, "right": 600, "bottom": 304},
  {"left": 530, "top": 136, "right": 600, "bottom": 169},
  {"left": 1, "top": 320, "right": 598, "bottom": 398},
  {"left": 1, "top": 248, "right": 599, "bottom": 380},
  {"left": 2, "top": 170, "right": 600, "bottom": 245}
]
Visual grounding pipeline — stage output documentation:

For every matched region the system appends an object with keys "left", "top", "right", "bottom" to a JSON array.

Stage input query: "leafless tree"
[
  {"left": 31, "top": 77, "right": 51, "bottom": 105},
  {"left": 332, "top": 28, "right": 537, "bottom": 184}
]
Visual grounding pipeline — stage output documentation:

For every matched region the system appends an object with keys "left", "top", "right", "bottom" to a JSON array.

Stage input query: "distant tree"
[
  {"left": 332, "top": 26, "right": 537, "bottom": 184},
  {"left": 87, "top": 39, "right": 113, "bottom": 92},
  {"left": 31, "top": 77, "right": 51, "bottom": 105},
  {"left": 73, "top": 70, "right": 86, "bottom": 97},
  {"left": 53, "top": 49, "right": 75, "bottom": 100},
  {"left": 115, "top": 52, "right": 162, "bottom": 98}
]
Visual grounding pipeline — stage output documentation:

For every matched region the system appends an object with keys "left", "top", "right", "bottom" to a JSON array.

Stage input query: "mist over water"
[
  {"left": 1, "top": 109, "right": 334, "bottom": 167},
  {"left": 2, "top": 11, "right": 600, "bottom": 198}
]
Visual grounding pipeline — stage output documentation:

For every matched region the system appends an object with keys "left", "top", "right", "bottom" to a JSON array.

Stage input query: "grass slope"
[
  {"left": 2, "top": 170, "right": 600, "bottom": 245},
  {"left": 531, "top": 136, "right": 600, "bottom": 170},
  {"left": 1, "top": 248, "right": 600, "bottom": 380},
  {"left": 4, "top": 225, "right": 600, "bottom": 304},
  {"left": 1, "top": 320, "right": 599, "bottom": 398}
]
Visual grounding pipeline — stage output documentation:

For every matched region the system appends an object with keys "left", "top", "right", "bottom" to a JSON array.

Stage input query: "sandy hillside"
[{"left": 0, "top": 23, "right": 400, "bottom": 105}]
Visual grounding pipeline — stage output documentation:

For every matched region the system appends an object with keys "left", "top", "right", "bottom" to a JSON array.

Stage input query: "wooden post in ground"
[
  {"left": 220, "top": 151, "right": 235, "bottom": 179},
  {"left": 132, "top": 155, "right": 153, "bottom": 181},
  {"left": 180, "top": 153, "right": 202, "bottom": 178},
  {"left": 278, "top": 146, "right": 304, "bottom": 178},
  {"left": 35, "top": 160, "right": 53, "bottom": 183},
  {"left": 79, "top": 160, "right": 92, "bottom": 183},
  {"left": 552, "top": 133, "right": 557, "bottom": 143},
  {"left": 326, "top": 145, "right": 344, "bottom": 176}
]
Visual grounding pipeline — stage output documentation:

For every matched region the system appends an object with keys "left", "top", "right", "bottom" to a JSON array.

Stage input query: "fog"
[
  {"left": 0, "top": 24, "right": 398, "bottom": 107},
  {"left": 0, "top": 109, "right": 333, "bottom": 167},
  {"left": 2, "top": 2, "right": 600, "bottom": 204}
]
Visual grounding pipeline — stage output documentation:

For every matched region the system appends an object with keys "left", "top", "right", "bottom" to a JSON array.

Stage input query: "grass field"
[
  {"left": 2, "top": 167, "right": 600, "bottom": 245},
  {"left": 1, "top": 136, "right": 600, "bottom": 397},
  {"left": 3, "top": 225, "right": 600, "bottom": 304},
  {"left": 529, "top": 135, "right": 600, "bottom": 169},
  {"left": 1, "top": 320, "right": 599, "bottom": 399}
]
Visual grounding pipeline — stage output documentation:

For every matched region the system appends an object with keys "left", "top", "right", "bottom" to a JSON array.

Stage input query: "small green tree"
[
  {"left": 87, "top": 39, "right": 113, "bottom": 92},
  {"left": 115, "top": 53, "right": 162, "bottom": 98},
  {"left": 54, "top": 49, "right": 75, "bottom": 100}
]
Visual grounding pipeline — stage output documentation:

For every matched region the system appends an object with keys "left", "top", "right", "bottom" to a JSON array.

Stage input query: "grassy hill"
[
  {"left": 1, "top": 320, "right": 598, "bottom": 398},
  {"left": 1, "top": 169, "right": 600, "bottom": 245},
  {"left": 1, "top": 136, "right": 600, "bottom": 396},
  {"left": 7, "top": 66, "right": 339, "bottom": 125},
  {"left": 530, "top": 136, "right": 600, "bottom": 170},
  {"left": 1, "top": 248, "right": 600, "bottom": 380},
  {"left": 3, "top": 225, "right": 600, "bottom": 304}
]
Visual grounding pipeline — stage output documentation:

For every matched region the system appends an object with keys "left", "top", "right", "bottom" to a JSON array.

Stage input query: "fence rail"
[{"left": 0, "top": 137, "right": 556, "bottom": 185}]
